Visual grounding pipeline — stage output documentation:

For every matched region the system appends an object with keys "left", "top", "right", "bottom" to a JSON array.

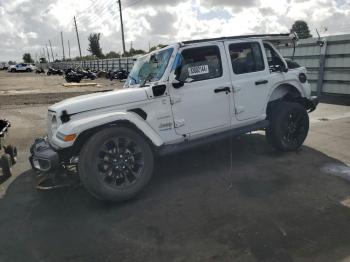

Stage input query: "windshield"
[{"left": 125, "top": 48, "right": 174, "bottom": 87}]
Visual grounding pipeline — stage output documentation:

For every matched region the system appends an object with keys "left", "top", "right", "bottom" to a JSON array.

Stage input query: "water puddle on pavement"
[
  {"left": 321, "top": 163, "right": 350, "bottom": 183},
  {"left": 340, "top": 197, "right": 350, "bottom": 208},
  {"left": 320, "top": 163, "right": 350, "bottom": 209}
]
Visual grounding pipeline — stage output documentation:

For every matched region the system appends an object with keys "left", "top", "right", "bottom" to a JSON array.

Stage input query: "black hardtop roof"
[{"left": 181, "top": 33, "right": 294, "bottom": 45}]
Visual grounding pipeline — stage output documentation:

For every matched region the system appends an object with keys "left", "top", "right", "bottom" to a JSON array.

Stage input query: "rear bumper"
[{"left": 29, "top": 138, "right": 60, "bottom": 172}]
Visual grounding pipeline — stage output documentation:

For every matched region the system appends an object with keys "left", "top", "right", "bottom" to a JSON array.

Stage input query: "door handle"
[
  {"left": 255, "top": 80, "right": 268, "bottom": 85},
  {"left": 214, "top": 87, "right": 231, "bottom": 93}
]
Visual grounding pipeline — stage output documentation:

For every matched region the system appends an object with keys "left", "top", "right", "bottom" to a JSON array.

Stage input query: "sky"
[{"left": 0, "top": 0, "right": 350, "bottom": 62}]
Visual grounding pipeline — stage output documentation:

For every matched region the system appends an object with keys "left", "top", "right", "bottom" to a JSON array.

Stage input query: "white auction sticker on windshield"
[{"left": 188, "top": 65, "right": 209, "bottom": 76}]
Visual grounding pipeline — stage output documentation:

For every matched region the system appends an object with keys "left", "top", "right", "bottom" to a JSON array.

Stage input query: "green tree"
[
  {"left": 291, "top": 20, "right": 312, "bottom": 39},
  {"left": 39, "top": 57, "right": 47, "bottom": 63},
  {"left": 8, "top": 61, "right": 16, "bottom": 65},
  {"left": 23, "top": 53, "right": 34, "bottom": 63},
  {"left": 87, "top": 33, "right": 104, "bottom": 58},
  {"left": 76, "top": 55, "right": 96, "bottom": 61},
  {"left": 105, "top": 51, "right": 121, "bottom": 58},
  {"left": 149, "top": 44, "right": 167, "bottom": 52},
  {"left": 125, "top": 48, "right": 146, "bottom": 57}
]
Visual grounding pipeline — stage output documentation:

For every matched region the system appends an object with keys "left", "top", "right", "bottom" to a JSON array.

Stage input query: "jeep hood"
[{"left": 49, "top": 88, "right": 148, "bottom": 115}]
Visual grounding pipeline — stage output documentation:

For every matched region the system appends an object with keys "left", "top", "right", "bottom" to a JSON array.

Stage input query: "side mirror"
[
  {"left": 172, "top": 79, "right": 184, "bottom": 89},
  {"left": 152, "top": 84, "right": 166, "bottom": 97}
]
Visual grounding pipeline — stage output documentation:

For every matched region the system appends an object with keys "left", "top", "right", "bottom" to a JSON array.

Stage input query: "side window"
[
  {"left": 263, "top": 43, "right": 284, "bottom": 72},
  {"left": 178, "top": 45, "right": 222, "bottom": 82},
  {"left": 229, "top": 42, "right": 264, "bottom": 74}
]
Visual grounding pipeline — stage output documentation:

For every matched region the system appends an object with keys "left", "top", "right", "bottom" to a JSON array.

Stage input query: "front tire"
[
  {"left": 79, "top": 127, "right": 154, "bottom": 202},
  {"left": 266, "top": 101, "right": 309, "bottom": 151}
]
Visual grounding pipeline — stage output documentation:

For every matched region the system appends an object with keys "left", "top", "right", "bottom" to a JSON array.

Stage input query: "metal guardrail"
[
  {"left": 40, "top": 34, "right": 350, "bottom": 96},
  {"left": 278, "top": 33, "right": 350, "bottom": 96},
  {"left": 38, "top": 57, "right": 137, "bottom": 72}
]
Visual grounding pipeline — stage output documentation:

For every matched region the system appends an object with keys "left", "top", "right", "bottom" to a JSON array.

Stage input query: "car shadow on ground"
[{"left": 1, "top": 134, "right": 350, "bottom": 262}]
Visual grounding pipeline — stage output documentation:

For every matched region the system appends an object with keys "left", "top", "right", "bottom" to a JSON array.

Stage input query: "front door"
[
  {"left": 169, "top": 43, "right": 232, "bottom": 135},
  {"left": 225, "top": 40, "right": 270, "bottom": 121}
]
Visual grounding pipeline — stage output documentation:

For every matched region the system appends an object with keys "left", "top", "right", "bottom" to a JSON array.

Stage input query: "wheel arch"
[
  {"left": 268, "top": 83, "right": 302, "bottom": 103},
  {"left": 61, "top": 112, "right": 163, "bottom": 157},
  {"left": 265, "top": 83, "right": 304, "bottom": 116}
]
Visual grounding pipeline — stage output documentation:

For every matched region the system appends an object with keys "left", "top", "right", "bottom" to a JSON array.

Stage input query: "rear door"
[
  {"left": 224, "top": 40, "right": 270, "bottom": 121},
  {"left": 169, "top": 43, "right": 232, "bottom": 135}
]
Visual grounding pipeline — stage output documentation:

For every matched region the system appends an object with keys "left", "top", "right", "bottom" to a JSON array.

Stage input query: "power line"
[
  {"left": 75, "top": 0, "right": 115, "bottom": 25},
  {"left": 124, "top": 0, "right": 146, "bottom": 9},
  {"left": 80, "top": 2, "right": 116, "bottom": 26}
]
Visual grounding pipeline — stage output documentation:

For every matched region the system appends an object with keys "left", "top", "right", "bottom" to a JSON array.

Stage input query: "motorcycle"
[
  {"left": 47, "top": 67, "right": 63, "bottom": 76},
  {"left": 64, "top": 68, "right": 96, "bottom": 83},
  {"left": 107, "top": 68, "right": 129, "bottom": 81}
]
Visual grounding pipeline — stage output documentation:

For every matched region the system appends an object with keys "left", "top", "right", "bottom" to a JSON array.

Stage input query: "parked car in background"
[
  {"left": 0, "top": 62, "right": 9, "bottom": 70},
  {"left": 8, "top": 63, "right": 36, "bottom": 72}
]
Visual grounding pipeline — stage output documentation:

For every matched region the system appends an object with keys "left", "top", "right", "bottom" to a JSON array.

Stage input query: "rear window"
[{"left": 229, "top": 42, "right": 265, "bottom": 74}]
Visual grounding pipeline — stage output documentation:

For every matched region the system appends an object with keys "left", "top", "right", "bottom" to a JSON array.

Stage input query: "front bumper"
[
  {"left": 29, "top": 138, "right": 60, "bottom": 172},
  {"left": 302, "top": 96, "right": 319, "bottom": 113}
]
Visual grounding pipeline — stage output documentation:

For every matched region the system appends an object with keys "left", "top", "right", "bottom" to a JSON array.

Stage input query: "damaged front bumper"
[
  {"left": 29, "top": 138, "right": 60, "bottom": 173},
  {"left": 304, "top": 96, "right": 319, "bottom": 113},
  {"left": 29, "top": 138, "right": 80, "bottom": 190}
]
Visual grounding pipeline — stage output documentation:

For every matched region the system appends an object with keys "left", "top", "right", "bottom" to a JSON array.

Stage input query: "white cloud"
[{"left": 0, "top": 0, "right": 350, "bottom": 62}]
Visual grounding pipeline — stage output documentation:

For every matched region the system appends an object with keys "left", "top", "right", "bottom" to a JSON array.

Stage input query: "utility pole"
[
  {"left": 42, "top": 47, "right": 46, "bottom": 61},
  {"left": 117, "top": 0, "right": 126, "bottom": 56},
  {"left": 68, "top": 40, "right": 71, "bottom": 59},
  {"left": 60, "top": 31, "right": 66, "bottom": 60},
  {"left": 45, "top": 44, "right": 51, "bottom": 63},
  {"left": 74, "top": 16, "right": 82, "bottom": 58},
  {"left": 49, "top": 40, "right": 54, "bottom": 61}
]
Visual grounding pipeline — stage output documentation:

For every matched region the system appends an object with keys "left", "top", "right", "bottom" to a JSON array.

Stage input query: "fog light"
[
  {"left": 299, "top": 73, "right": 307, "bottom": 83},
  {"left": 33, "top": 158, "right": 51, "bottom": 171}
]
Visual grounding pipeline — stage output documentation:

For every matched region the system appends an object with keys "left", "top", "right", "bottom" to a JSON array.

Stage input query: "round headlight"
[{"left": 299, "top": 73, "right": 307, "bottom": 83}]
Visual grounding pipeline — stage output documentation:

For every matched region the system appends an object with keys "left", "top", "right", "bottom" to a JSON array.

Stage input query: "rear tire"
[
  {"left": 11, "top": 68, "right": 16, "bottom": 73},
  {"left": 266, "top": 101, "right": 309, "bottom": 151},
  {"left": 79, "top": 127, "right": 154, "bottom": 202},
  {"left": 1, "top": 154, "right": 12, "bottom": 178}
]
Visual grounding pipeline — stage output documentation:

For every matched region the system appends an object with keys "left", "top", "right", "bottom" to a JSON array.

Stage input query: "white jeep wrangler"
[{"left": 30, "top": 33, "right": 318, "bottom": 201}]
